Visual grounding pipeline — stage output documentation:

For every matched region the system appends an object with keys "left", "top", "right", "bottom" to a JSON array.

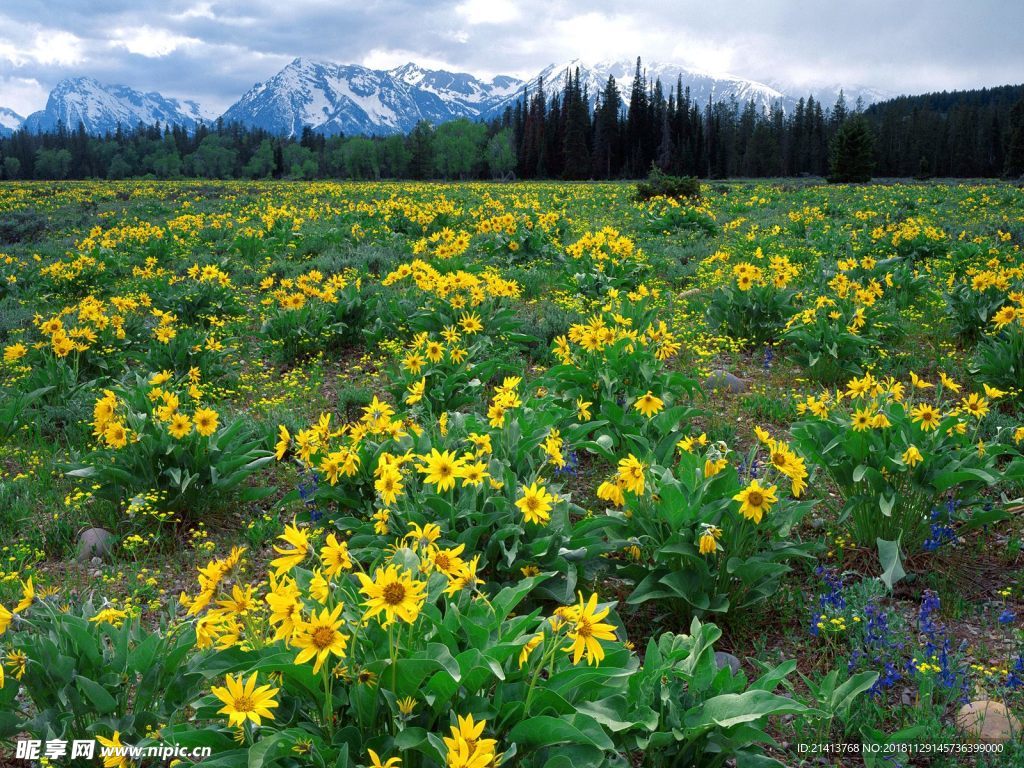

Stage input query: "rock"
[
  {"left": 714, "top": 651, "right": 741, "bottom": 675},
  {"left": 956, "top": 700, "right": 1021, "bottom": 743},
  {"left": 702, "top": 370, "right": 749, "bottom": 394},
  {"left": 90, "top": 556, "right": 102, "bottom": 566},
  {"left": 77, "top": 528, "right": 114, "bottom": 563},
  {"left": 809, "top": 517, "right": 826, "bottom": 531}
]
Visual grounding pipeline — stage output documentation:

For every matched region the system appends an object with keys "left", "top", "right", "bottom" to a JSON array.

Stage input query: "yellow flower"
[
  {"left": 417, "top": 449, "right": 465, "bottom": 492},
  {"left": 211, "top": 672, "right": 279, "bottom": 728},
  {"left": 14, "top": 577, "right": 34, "bottom": 613},
  {"left": 0, "top": 604, "right": 11, "bottom": 635},
  {"left": 271, "top": 522, "right": 310, "bottom": 575},
  {"left": 168, "top": 413, "right": 193, "bottom": 439},
  {"left": 96, "top": 731, "right": 129, "bottom": 768},
  {"left": 216, "top": 584, "right": 257, "bottom": 616},
  {"left": 698, "top": 525, "right": 722, "bottom": 555},
  {"left": 406, "top": 377, "right": 426, "bottom": 404},
  {"left": 983, "top": 384, "right": 1006, "bottom": 400},
  {"left": 939, "top": 372, "right": 961, "bottom": 394},
  {"left": 515, "top": 482, "right": 555, "bottom": 525},
  {"left": 633, "top": 390, "right": 664, "bottom": 418},
  {"left": 3, "top": 343, "right": 27, "bottom": 362},
  {"left": 321, "top": 534, "right": 353, "bottom": 577},
  {"left": 910, "top": 371, "right": 933, "bottom": 389},
  {"left": 911, "top": 403, "right": 941, "bottom": 431},
  {"left": 405, "top": 522, "right": 442, "bottom": 551},
  {"left": 193, "top": 407, "right": 219, "bottom": 436},
  {"left": 275, "top": 425, "right": 290, "bottom": 460},
  {"left": 576, "top": 397, "right": 592, "bottom": 421},
  {"left": 563, "top": 592, "right": 618, "bottom": 666},
  {"left": 960, "top": 393, "right": 989, "bottom": 420},
  {"left": 459, "top": 312, "right": 483, "bottom": 334},
  {"left": 596, "top": 477, "right": 626, "bottom": 506},
  {"left": 293, "top": 604, "right": 349, "bottom": 674},
  {"left": 367, "top": 750, "right": 401, "bottom": 768},
  {"left": 733, "top": 479, "right": 778, "bottom": 524},
  {"left": 902, "top": 445, "right": 923, "bottom": 468},
  {"left": 375, "top": 467, "right": 404, "bottom": 506},
  {"left": 616, "top": 454, "right": 645, "bottom": 495},
  {"left": 518, "top": 632, "right": 544, "bottom": 668},
  {"left": 309, "top": 569, "right": 329, "bottom": 603},
  {"left": 5, "top": 650, "right": 26, "bottom": 679},
  {"left": 443, "top": 713, "right": 498, "bottom": 768},
  {"left": 103, "top": 421, "right": 129, "bottom": 449},
  {"left": 851, "top": 408, "right": 873, "bottom": 432},
  {"left": 357, "top": 565, "right": 427, "bottom": 625},
  {"left": 90, "top": 607, "right": 129, "bottom": 627},
  {"left": 397, "top": 696, "right": 417, "bottom": 716}
]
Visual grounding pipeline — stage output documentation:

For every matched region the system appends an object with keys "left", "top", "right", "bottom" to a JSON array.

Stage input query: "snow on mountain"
[
  {"left": 21, "top": 77, "right": 212, "bottom": 134},
  {"left": 221, "top": 58, "right": 523, "bottom": 137},
  {"left": 0, "top": 107, "right": 23, "bottom": 137},
  {"left": 15, "top": 60, "right": 887, "bottom": 138},
  {"left": 772, "top": 82, "right": 891, "bottom": 111},
  {"left": 486, "top": 58, "right": 788, "bottom": 117}
]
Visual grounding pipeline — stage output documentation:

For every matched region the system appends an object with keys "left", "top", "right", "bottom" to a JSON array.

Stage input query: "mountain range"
[{"left": 2, "top": 58, "right": 886, "bottom": 138}]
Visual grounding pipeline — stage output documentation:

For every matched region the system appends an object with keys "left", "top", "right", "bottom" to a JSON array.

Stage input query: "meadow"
[{"left": 0, "top": 178, "right": 1022, "bottom": 767}]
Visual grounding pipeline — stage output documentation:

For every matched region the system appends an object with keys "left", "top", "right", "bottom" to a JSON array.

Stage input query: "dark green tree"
[
  {"left": 828, "top": 115, "right": 875, "bottom": 182},
  {"left": 1006, "top": 97, "right": 1024, "bottom": 177},
  {"left": 407, "top": 120, "right": 434, "bottom": 180}
]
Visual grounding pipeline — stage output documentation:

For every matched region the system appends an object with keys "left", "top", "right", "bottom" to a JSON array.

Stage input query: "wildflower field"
[{"left": 1, "top": 179, "right": 1023, "bottom": 767}]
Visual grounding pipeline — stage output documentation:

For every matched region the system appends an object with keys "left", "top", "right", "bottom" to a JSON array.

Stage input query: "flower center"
[
  {"left": 312, "top": 626, "right": 336, "bottom": 650},
  {"left": 747, "top": 491, "right": 764, "bottom": 507},
  {"left": 234, "top": 695, "right": 254, "bottom": 713},
  {"left": 382, "top": 582, "right": 406, "bottom": 606},
  {"left": 576, "top": 616, "right": 594, "bottom": 639}
]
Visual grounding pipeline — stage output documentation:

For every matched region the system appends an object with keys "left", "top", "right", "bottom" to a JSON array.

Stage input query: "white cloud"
[
  {"left": 0, "top": 75, "right": 49, "bottom": 116},
  {"left": 362, "top": 48, "right": 459, "bottom": 73},
  {"left": 0, "top": 27, "right": 85, "bottom": 67},
  {"left": 111, "top": 26, "right": 199, "bottom": 57},
  {"left": 455, "top": 0, "right": 520, "bottom": 25}
]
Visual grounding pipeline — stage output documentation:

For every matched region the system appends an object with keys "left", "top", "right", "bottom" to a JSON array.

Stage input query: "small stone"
[
  {"left": 714, "top": 651, "right": 741, "bottom": 675},
  {"left": 77, "top": 527, "right": 115, "bottom": 563},
  {"left": 702, "top": 370, "right": 749, "bottom": 394},
  {"left": 90, "top": 556, "right": 102, "bottom": 566},
  {"left": 956, "top": 700, "right": 1022, "bottom": 743},
  {"left": 809, "top": 517, "right": 826, "bottom": 530}
]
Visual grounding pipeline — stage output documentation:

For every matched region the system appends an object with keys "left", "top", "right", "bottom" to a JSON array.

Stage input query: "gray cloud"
[{"left": 1, "top": 0, "right": 1021, "bottom": 116}]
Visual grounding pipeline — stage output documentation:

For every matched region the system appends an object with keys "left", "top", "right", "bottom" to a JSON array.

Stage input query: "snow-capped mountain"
[
  {"left": 220, "top": 58, "right": 523, "bottom": 137},
  {"left": 14, "top": 59, "right": 889, "bottom": 138},
  {"left": 487, "top": 59, "right": 788, "bottom": 115},
  {"left": 22, "top": 77, "right": 214, "bottom": 134},
  {"left": 771, "top": 82, "right": 891, "bottom": 111},
  {"left": 388, "top": 62, "right": 522, "bottom": 117},
  {"left": 0, "top": 107, "right": 23, "bottom": 137}
]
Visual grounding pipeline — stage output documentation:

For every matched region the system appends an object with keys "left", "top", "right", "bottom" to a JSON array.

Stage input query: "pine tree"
[
  {"left": 828, "top": 115, "right": 875, "bottom": 182},
  {"left": 1005, "top": 97, "right": 1024, "bottom": 177},
  {"left": 562, "top": 68, "right": 591, "bottom": 179},
  {"left": 592, "top": 76, "right": 621, "bottom": 178},
  {"left": 407, "top": 120, "right": 434, "bottom": 179}
]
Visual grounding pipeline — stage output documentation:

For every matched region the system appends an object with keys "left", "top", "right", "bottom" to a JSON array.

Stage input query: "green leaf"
[
  {"left": 877, "top": 537, "right": 905, "bottom": 590},
  {"left": 506, "top": 714, "right": 614, "bottom": 751},
  {"left": 75, "top": 675, "right": 118, "bottom": 714},
  {"left": 685, "top": 690, "right": 807, "bottom": 730}
]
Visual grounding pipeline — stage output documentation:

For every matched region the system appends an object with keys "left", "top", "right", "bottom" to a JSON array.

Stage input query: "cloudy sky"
[{"left": 1, "top": 0, "right": 1021, "bottom": 116}]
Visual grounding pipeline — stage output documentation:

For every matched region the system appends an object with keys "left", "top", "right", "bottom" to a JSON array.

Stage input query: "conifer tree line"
[{"left": 2, "top": 59, "right": 1023, "bottom": 181}]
